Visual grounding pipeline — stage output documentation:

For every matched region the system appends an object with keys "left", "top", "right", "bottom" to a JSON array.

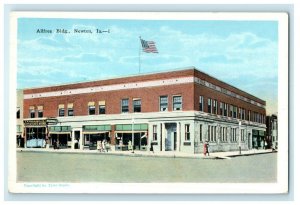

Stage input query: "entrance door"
[
  {"left": 75, "top": 131, "right": 80, "bottom": 149},
  {"left": 173, "top": 132, "right": 177, "bottom": 151},
  {"left": 165, "top": 123, "right": 177, "bottom": 151}
]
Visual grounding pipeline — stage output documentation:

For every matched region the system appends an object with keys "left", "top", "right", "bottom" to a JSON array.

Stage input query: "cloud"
[{"left": 63, "top": 53, "right": 112, "bottom": 63}]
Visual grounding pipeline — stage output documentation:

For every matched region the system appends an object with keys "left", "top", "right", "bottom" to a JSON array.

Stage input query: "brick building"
[{"left": 22, "top": 67, "right": 266, "bottom": 153}]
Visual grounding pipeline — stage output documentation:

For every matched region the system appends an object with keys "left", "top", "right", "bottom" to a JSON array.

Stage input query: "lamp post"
[
  {"left": 132, "top": 118, "right": 135, "bottom": 153},
  {"left": 238, "top": 121, "right": 242, "bottom": 155}
]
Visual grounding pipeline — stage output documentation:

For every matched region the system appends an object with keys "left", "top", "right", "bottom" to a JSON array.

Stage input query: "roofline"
[{"left": 21, "top": 66, "right": 265, "bottom": 104}]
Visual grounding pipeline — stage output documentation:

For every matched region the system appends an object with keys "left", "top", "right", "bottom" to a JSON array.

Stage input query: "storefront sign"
[
  {"left": 46, "top": 118, "right": 58, "bottom": 125},
  {"left": 24, "top": 119, "right": 47, "bottom": 126}
]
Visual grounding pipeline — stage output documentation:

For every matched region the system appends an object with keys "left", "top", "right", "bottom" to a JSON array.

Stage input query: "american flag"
[{"left": 140, "top": 38, "right": 158, "bottom": 53}]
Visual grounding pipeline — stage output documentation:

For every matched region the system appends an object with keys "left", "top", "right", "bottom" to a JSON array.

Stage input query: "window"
[
  {"left": 133, "top": 99, "right": 141, "bottom": 112},
  {"left": 233, "top": 106, "right": 237, "bottom": 118},
  {"left": 220, "top": 102, "right": 223, "bottom": 116},
  {"left": 199, "top": 124, "right": 202, "bottom": 142},
  {"left": 241, "top": 129, "right": 245, "bottom": 141},
  {"left": 98, "top": 101, "right": 105, "bottom": 115},
  {"left": 230, "top": 105, "right": 233, "bottom": 117},
  {"left": 29, "top": 106, "right": 35, "bottom": 118},
  {"left": 153, "top": 125, "right": 157, "bottom": 141},
  {"left": 16, "top": 108, "right": 20, "bottom": 119},
  {"left": 231, "top": 128, "right": 237, "bottom": 142},
  {"left": 208, "top": 98, "right": 212, "bottom": 113},
  {"left": 160, "top": 96, "right": 168, "bottom": 111},
  {"left": 37, "top": 106, "right": 43, "bottom": 118},
  {"left": 185, "top": 124, "right": 190, "bottom": 141},
  {"left": 208, "top": 125, "right": 216, "bottom": 142},
  {"left": 224, "top": 103, "right": 228, "bottom": 116},
  {"left": 68, "top": 103, "right": 74, "bottom": 116},
  {"left": 173, "top": 96, "right": 182, "bottom": 111},
  {"left": 213, "top": 99, "right": 217, "bottom": 114},
  {"left": 248, "top": 110, "right": 251, "bottom": 121},
  {"left": 199, "top": 96, "right": 204, "bottom": 111},
  {"left": 121, "top": 99, "right": 129, "bottom": 113},
  {"left": 58, "top": 104, "right": 65, "bottom": 117},
  {"left": 238, "top": 108, "right": 241, "bottom": 119},
  {"left": 88, "top": 102, "right": 95, "bottom": 115}
]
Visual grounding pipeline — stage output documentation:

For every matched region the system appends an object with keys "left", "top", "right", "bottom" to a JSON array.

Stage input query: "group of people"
[{"left": 97, "top": 139, "right": 109, "bottom": 152}]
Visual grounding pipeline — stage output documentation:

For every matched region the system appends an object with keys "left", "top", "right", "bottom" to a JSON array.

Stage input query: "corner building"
[{"left": 23, "top": 67, "right": 266, "bottom": 153}]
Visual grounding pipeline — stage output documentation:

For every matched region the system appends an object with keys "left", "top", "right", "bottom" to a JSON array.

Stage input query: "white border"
[{"left": 8, "top": 11, "right": 289, "bottom": 194}]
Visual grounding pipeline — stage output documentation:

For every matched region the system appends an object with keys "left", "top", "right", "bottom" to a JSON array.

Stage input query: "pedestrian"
[{"left": 207, "top": 143, "right": 210, "bottom": 156}]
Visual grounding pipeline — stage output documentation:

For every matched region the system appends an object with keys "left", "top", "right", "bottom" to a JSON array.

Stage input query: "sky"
[{"left": 17, "top": 18, "right": 278, "bottom": 115}]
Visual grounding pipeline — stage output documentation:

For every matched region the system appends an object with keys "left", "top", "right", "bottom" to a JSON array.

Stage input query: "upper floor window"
[
  {"left": 58, "top": 104, "right": 65, "bottom": 117},
  {"left": 160, "top": 96, "right": 168, "bottom": 111},
  {"left": 220, "top": 102, "right": 224, "bottom": 116},
  {"left": 121, "top": 99, "right": 129, "bottom": 113},
  {"left": 133, "top": 99, "right": 141, "bottom": 112},
  {"left": 224, "top": 103, "right": 228, "bottom": 116},
  {"left": 68, "top": 103, "right": 74, "bottom": 116},
  {"left": 88, "top": 102, "right": 95, "bottom": 115},
  {"left": 199, "top": 96, "right": 204, "bottom": 111},
  {"left": 98, "top": 101, "right": 105, "bottom": 115},
  {"left": 207, "top": 98, "right": 212, "bottom": 113},
  {"left": 233, "top": 106, "right": 237, "bottom": 118},
  {"left": 29, "top": 106, "right": 35, "bottom": 118},
  {"left": 185, "top": 124, "right": 190, "bottom": 141},
  {"left": 37, "top": 106, "right": 43, "bottom": 118},
  {"left": 248, "top": 110, "right": 251, "bottom": 121},
  {"left": 230, "top": 105, "right": 233, "bottom": 117},
  {"left": 173, "top": 96, "right": 182, "bottom": 111},
  {"left": 213, "top": 99, "right": 217, "bottom": 114}
]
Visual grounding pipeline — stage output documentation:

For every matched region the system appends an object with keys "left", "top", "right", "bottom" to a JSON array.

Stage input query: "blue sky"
[{"left": 17, "top": 18, "right": 278, "bottom": 115}]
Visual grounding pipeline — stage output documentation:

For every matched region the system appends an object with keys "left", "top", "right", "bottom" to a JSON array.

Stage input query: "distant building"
[
  {"left": 266, "top": 114, "right": 278, "bottom": 149},
  {"left": 21, "top": 67, "right": 266, "bottom": 153},
  {"left": 16, "top": 89, "right": 24, "bottom": 147}
]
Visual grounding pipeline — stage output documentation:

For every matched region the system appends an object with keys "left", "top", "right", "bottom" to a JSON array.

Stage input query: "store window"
[
  {"left": 98, "top": 101, "right": 106, "bottom": 114},
  {"left": 121, "top": 99, "right": 129, "bottom": 113},
  {"left": 68, "top": 103, "right": 74, "bottom": 116},
  {"left": 199, "top": 96, "right": 204, "bottom": 111},
  {"left": 160, "top": 96, "right": 168, "bottom": 111},
  {"left": 58, "top": 104, "right": 65, "bottom": 117},
  {"left": 173, "top": 96, "right": 182, "bottom": 111},
  {"left": 185, "top": 124, "right": 190, "bottom": 141},
  {"left": 133, "top": 99, "right": 141, "bottom": 112},
  {"left": 153, "top": 125, "right": 157, "bottom": 141}
]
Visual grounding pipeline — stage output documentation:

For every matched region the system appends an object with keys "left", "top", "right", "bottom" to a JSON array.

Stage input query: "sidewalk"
[{"left": 17, "top": 147, "right": 275, "bottom": 159}]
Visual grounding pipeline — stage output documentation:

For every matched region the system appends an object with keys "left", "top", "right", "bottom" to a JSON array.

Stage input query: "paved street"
[{"left": 17, "top": 151, "right": 277, "bottom": 183}]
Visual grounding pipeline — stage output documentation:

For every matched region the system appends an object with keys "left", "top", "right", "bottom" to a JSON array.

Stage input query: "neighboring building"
[
  {"left": 266, "top": 114, "right": 278, "bottom": 150},
  {"left": 22, "top": 67, "right": 266, "bottom": 153},
  {"left": 16, "top": 89, "right": 24, "bottom": 147}
]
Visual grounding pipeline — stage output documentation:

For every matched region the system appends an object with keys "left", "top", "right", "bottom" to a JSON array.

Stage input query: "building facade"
[
  {"left": 266, "top": 114, "right": 278, "bottom": 150},
  {"left": 22, "top": 67, "right": 266, "bottom": 153},
  {"left": 16, "top": 89, "right": 24, "bottom": 147}
]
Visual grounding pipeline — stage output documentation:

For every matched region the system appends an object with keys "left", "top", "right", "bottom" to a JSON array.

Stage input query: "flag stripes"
[{"left": 140, "top": 38, "right": 158, "bottom": 53}]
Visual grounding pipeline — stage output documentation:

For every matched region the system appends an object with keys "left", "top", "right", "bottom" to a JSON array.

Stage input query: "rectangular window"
[
  {"left": 173, "top": 96, "right": 182, "bottom": 111},
  {"left": 199, "top": 96, "right": 204, "bottom": 111},
  {"left": 230, "top": 105, "right": 233, "bottom": 117},
  {"left": 220, "top": 102, "right": 223, "bottom": 116},
  {"left": 67, "top": 103, "right": 74, "bottom": 116},
  {"left": 208, "top": 125, "right": 210, "bottom": 141},
  {"left": 160, "top": 96, "right": 168, "bottom": 111},
  {"left": 238, "top": 108, "right": 241, "bottom": 119},
  {"left": 233, "top": 106, "right": 237, "bottom": 118},
  {"left": 30, "top": 109, "right": 35, "bottom": 118},
  {"left": 121, "top": 99, "right": 129, "bottom": 113},
  {"left": 185, "top": 124, "right": 190, "bottom": 141},
  {"left": 58, "top": 104, "right": 65, "bottom": 117},
  {"left": 213, "top": 99, "right": 217, "bottom": 114},
  {"left": 38, "top": 110, "right": 43, "bottom": 118},
  {"left": 88, "top": 104, "right": 95, "bottom": 115},
  {"left": 199, "top": 124, "right": 202, "bottom": 142},
  {"left": 214, "top": 126, "right": 217, "bottom": 142},
  {"left": 153, "top": 125, "right": 157, "bottom": 141},
  {"left": 133, "top": 99, "right": 141, "bottom": 112},
  {"left": 208, "top": 98, "right": 212, "bottom": 113},
  {"left": 224, "top": 103, "right": 228, "bottom": 116},
  {"left": 98, "top": 101, "right": 105, "bottom": 115}
]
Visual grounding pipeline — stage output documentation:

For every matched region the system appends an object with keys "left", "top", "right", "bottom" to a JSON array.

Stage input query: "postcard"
[{"left": 8, "top": 12, "right": 288, "bottom": 194}]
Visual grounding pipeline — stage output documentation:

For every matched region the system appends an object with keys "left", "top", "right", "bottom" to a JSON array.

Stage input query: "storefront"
[
  {"left": 115, "top": 124, "right": 148, "bottom": 151},
  {"left": 82, "top": 125, "right": 111, "bottom": 150},
  {"left": 252, "top": 129, "right": 265, "bottom": 149},
  {"left": 24, "top": 119, "right": 47, "bottom": 148},
  {"left": 49, "top": 126, "right": 72, "bottom": 148}
]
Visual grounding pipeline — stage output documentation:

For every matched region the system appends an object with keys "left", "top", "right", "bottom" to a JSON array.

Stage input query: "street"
[{"left": 17, "top": 151, "right": 277, "bottom": 183}]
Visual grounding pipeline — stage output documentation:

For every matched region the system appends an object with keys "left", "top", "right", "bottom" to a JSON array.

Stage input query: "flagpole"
[{"left": 139, "top": 36, "right": 141, "bottom": 74}]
